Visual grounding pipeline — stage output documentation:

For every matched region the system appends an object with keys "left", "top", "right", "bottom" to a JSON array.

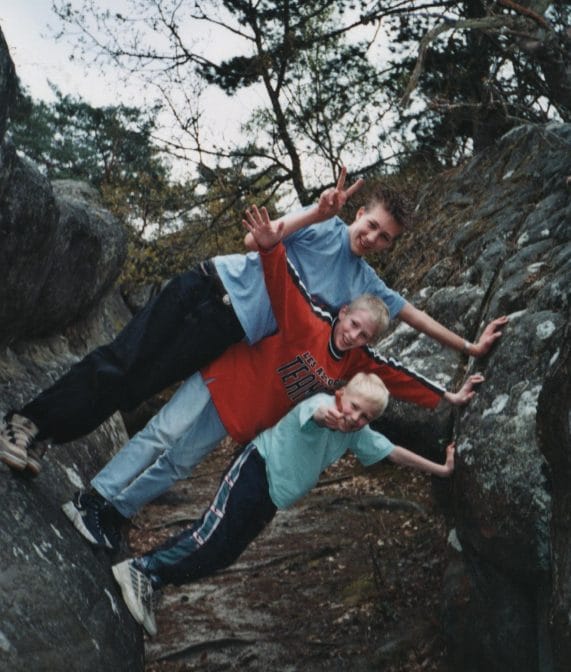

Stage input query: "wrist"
[
  {"left": 258, "top": 241, "right": 280, "bottom": 254},
  {"left": 463, "top": 340, "right": 475, "bottom": 356},
  {"left": 307, "top": 203, "right": 325, "bottom": 222}
]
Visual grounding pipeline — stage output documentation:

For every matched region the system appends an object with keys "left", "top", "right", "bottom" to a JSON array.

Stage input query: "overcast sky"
[
  {"left": 1, "top": 1, "right": 117, "bottom": 104},
  {"left": 0, "top": 2, "right": 388, "bottom": 187},
  {"left": 0, "top": 0, "right": 258, "bottom": 162}
]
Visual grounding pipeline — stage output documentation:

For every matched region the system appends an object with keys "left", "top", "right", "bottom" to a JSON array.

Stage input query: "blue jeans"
[
  {"left": 22, "top": 263, "right": 244, "bottom": 443},
  {"left": 141, "top": 445, "right": 276, "bottom": 587},
  {"left": 92, "top": 373, "right": 227, "bottom": 518}
]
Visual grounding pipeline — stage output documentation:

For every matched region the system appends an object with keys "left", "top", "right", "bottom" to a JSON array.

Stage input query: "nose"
[
  {"left": 347, "top": 326, "right": 360, "bottom": 343},
  {"left": 349, "top": 409, "right": 361, "bottom": 424},
  {"left": 364, "top": 230, "right": 376, "bottom": 246}
]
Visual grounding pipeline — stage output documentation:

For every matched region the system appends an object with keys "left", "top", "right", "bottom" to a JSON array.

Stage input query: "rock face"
[
  {"left": 0, "top": 30, "right": 143, "bottom": 672},
  {"left": 0, "top": 148, "right": 126, "bottom": 344},
  {"left": 375, "top": 123, "right": 570, "bottom": 672}
]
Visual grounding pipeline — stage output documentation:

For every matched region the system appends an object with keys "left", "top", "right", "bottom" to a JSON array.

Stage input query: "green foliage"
[
  {"left": 375, "top": 0, "right": 570, "bottom": 163},
  {"left": 120, "top": 153, "right": 282, "bottom": 287},
  {"left": 50, "top": 0, "right": 569, "bottom": 197},
  {"left": 23, "top": 0, "right": 567, "bottom": 291},
  {"left": 9, "top": 86, "right": 163, "bottom": 186},
  {"left": 197, "top": 0, "right": 388, "bottom": 201},
  {"left": 8, "top": 82, "right": 287, "bottom": 289},
  {"left": 8, "top": 85, "right": 193, "bottom": 242}
]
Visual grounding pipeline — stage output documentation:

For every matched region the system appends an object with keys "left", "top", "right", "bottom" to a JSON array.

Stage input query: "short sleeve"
[{"left": 352, "top": 426, "right": 394, "bottom": 466}]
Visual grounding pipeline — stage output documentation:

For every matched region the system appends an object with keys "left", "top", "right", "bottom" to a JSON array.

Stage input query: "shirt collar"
[{"left": 328, "top": 319, "right": 344, "bottom": 361}]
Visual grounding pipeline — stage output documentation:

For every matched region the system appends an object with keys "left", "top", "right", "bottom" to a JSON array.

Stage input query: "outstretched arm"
[
  {"left": 244, "top": 166, "right": 364, "bottom": 251},
  {"left": 388, "top": 442, "right": 455, "bottom": 477},
  {"left": 398, "top": 303, "right": 509, "bottom": 358}
]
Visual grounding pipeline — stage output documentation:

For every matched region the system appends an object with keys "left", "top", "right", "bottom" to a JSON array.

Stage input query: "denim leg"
[
  {"left": 142, "top": 446, "right": 276, "bottom": 586},
  {"left": 91, "top": 373, "right": 227, "bottom": 518}
]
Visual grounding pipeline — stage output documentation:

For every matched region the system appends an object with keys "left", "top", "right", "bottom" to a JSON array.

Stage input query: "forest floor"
[{"left": 128, "top": 438, "right": 452, "bottom": 672}]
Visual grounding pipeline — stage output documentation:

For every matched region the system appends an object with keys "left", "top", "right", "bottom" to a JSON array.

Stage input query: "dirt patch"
[{"left": 127, "top": 439, "right": 451, "bottom": 672}]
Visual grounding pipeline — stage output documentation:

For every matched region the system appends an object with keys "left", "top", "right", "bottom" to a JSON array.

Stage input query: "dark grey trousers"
[{"left": 22, "top": 263, "right": 244, "bottom": 443}]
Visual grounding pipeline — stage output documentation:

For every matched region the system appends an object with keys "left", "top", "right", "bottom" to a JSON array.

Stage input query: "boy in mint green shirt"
[{"left": 112, "top": 372, "right": 456, "bottom": 636}]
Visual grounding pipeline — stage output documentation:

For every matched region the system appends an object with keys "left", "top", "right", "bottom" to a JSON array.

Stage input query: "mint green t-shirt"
[{"left": 254, "top": 392, "right": 394, "bottom": 509}]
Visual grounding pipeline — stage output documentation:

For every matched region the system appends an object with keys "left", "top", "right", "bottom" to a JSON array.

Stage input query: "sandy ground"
[{"left": 126, "top": 438, "right": 451, "bottom": 672}]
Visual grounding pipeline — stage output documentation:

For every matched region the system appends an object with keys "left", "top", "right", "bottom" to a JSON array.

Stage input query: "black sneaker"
[
  {"left": 0, "top": 413, "right": 39, "bottom": 471},
  {"left": 62, "top": 491, "right": 121, "bottom": 551},
  {"left": 112, "top": 559, "right": 158, "bottom": 636},
  {"left": 100, "top": 505, "right": 127, "bottom": 554}
]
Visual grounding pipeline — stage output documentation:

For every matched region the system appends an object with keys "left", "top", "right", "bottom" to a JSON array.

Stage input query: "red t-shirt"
[{"left": 202, "top": 243, "right": 444, "bottom": 444}]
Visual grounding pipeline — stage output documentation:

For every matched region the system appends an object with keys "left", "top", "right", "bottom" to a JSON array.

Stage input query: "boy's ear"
[
  {"left": 338, "top": 305, "right": 349, "bottom": 319},
  {"left": 355, "top": 206, "right": 366, "bottom": 220}
]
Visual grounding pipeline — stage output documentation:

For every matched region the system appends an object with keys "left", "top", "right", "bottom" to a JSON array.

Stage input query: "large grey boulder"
[
  {"left": 0, "top": 27, "right": 143, "bottom": 672},
  {"left": 0, "top": 143, "right": 127, "bottom": 344},
  {"left": 375, "top": 123, "right": 570, "bottom": 672},
  {"left": 0, "top": 293, "right": 144, "bottom": 672}
]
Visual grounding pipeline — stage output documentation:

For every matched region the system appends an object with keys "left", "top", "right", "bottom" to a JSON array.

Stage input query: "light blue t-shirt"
[
  {"left": 214, "top": 216, "right": 406, "bottom": 344},
  {"left": 254, "top": 392, "right": 394, "bottom": 509}
]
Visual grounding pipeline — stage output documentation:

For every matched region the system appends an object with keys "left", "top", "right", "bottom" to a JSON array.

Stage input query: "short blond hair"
[
  {"left": 345, "top": 372, "right": 389, "bottom": 419},
  {"left": 346, "top": 294, "right": 390, "bottom": 343}
]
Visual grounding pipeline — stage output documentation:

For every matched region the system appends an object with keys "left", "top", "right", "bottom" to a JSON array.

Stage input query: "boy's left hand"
[
  {"left": 316, "top": 166, "right": 365, "bottom": 220},
  {"left": 442, "top": 442, "right": 455, "bottom": 476},
  {"left": 471, "top": 316, "right": 509, "bottom": 357},
  {"left": 446, "top": 373, "right": 485, "bottom": 405}
]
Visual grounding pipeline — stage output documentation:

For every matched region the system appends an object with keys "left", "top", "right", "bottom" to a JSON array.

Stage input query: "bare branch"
[{"left": 399, "top": 14, "right": 549, "bottom": 107}]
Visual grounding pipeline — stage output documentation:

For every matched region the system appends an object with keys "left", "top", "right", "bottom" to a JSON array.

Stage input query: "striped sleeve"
[{"left": 347, "top": 347, "right": 445, "bottom": 409}]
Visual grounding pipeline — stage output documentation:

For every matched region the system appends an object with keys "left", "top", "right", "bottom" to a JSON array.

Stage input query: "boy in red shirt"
[{"left": 63, "top": 206, "right": 482, "bottom": 551}]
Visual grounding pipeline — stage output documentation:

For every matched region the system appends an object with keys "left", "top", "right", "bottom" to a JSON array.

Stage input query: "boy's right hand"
[
  {"left": 314, "top": 404, "right": 360, "bottom": 432},
  {"left": 316, "top": 166, "right": 365, "bottom": 220},
  {"left": 242, "top": 205, "right": 285, "bottom": 251}
]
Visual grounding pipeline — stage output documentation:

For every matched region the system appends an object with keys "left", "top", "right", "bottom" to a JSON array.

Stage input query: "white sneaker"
[
  {"left": 112, "top": 559, "right": 157, "bottom": 636},
  {"left": 0, "top": 413, "right": 39, "bottom": 471}
]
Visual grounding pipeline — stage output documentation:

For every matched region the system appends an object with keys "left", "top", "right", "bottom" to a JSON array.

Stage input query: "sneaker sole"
[
  {"left": 25, "top": 459, "right": 42, "bottom": 478},
  {"left": 112, "top": 563, "right": 146, "bottom": 626},
  {"left": 142, "top": 611, "right": 157, "bottom": 637},
  {"left": 0, "top": 448, "right": 28, "bottom": 471},
  {"left": 61, "top": 501, "right": 113, "bottom": 550}
]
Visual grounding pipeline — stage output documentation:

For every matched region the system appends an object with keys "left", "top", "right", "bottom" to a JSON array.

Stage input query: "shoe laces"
[
  {"left": 148, "top": 587, "right": 162, "bottom": 613},
  {"left": 4, "top": 413, "right": 38, "bottom": 450},
  {"left": 82, "top": 493, "right": 109, "bottom": 537},
  {"left": 130, "top": 562, "right": 154, "bottom": 607}
]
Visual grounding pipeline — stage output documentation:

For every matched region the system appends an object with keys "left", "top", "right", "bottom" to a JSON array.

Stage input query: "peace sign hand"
[{"left": 317, "top": 166, "right": 365, "bottom": 220}]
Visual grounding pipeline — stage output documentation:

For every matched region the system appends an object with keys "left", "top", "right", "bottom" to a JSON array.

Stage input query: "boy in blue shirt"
[
  {"left": 0, "top": 169, "right": 507, "bottom": 474},
  {"left": 111, "top": 372, "right": 456, "bottom": 636}
]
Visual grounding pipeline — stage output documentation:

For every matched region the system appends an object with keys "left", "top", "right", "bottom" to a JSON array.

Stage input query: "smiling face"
[
  {"left": 348, "top": 203, "right": 403, "bottom": 257},
  {"left": 332, "top": 306, "right": 379, "bottom": 351},
  {"left": 334, "top": 387, "right": 379, "bottom": 431}
]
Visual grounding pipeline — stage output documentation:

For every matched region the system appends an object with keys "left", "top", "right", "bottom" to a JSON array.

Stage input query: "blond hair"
[
  {"left": 346, "top": 294, "right": 390, "bottom": 343},
  {"left": 345, "top": 372, "right": 389, "bottom": 419}
]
